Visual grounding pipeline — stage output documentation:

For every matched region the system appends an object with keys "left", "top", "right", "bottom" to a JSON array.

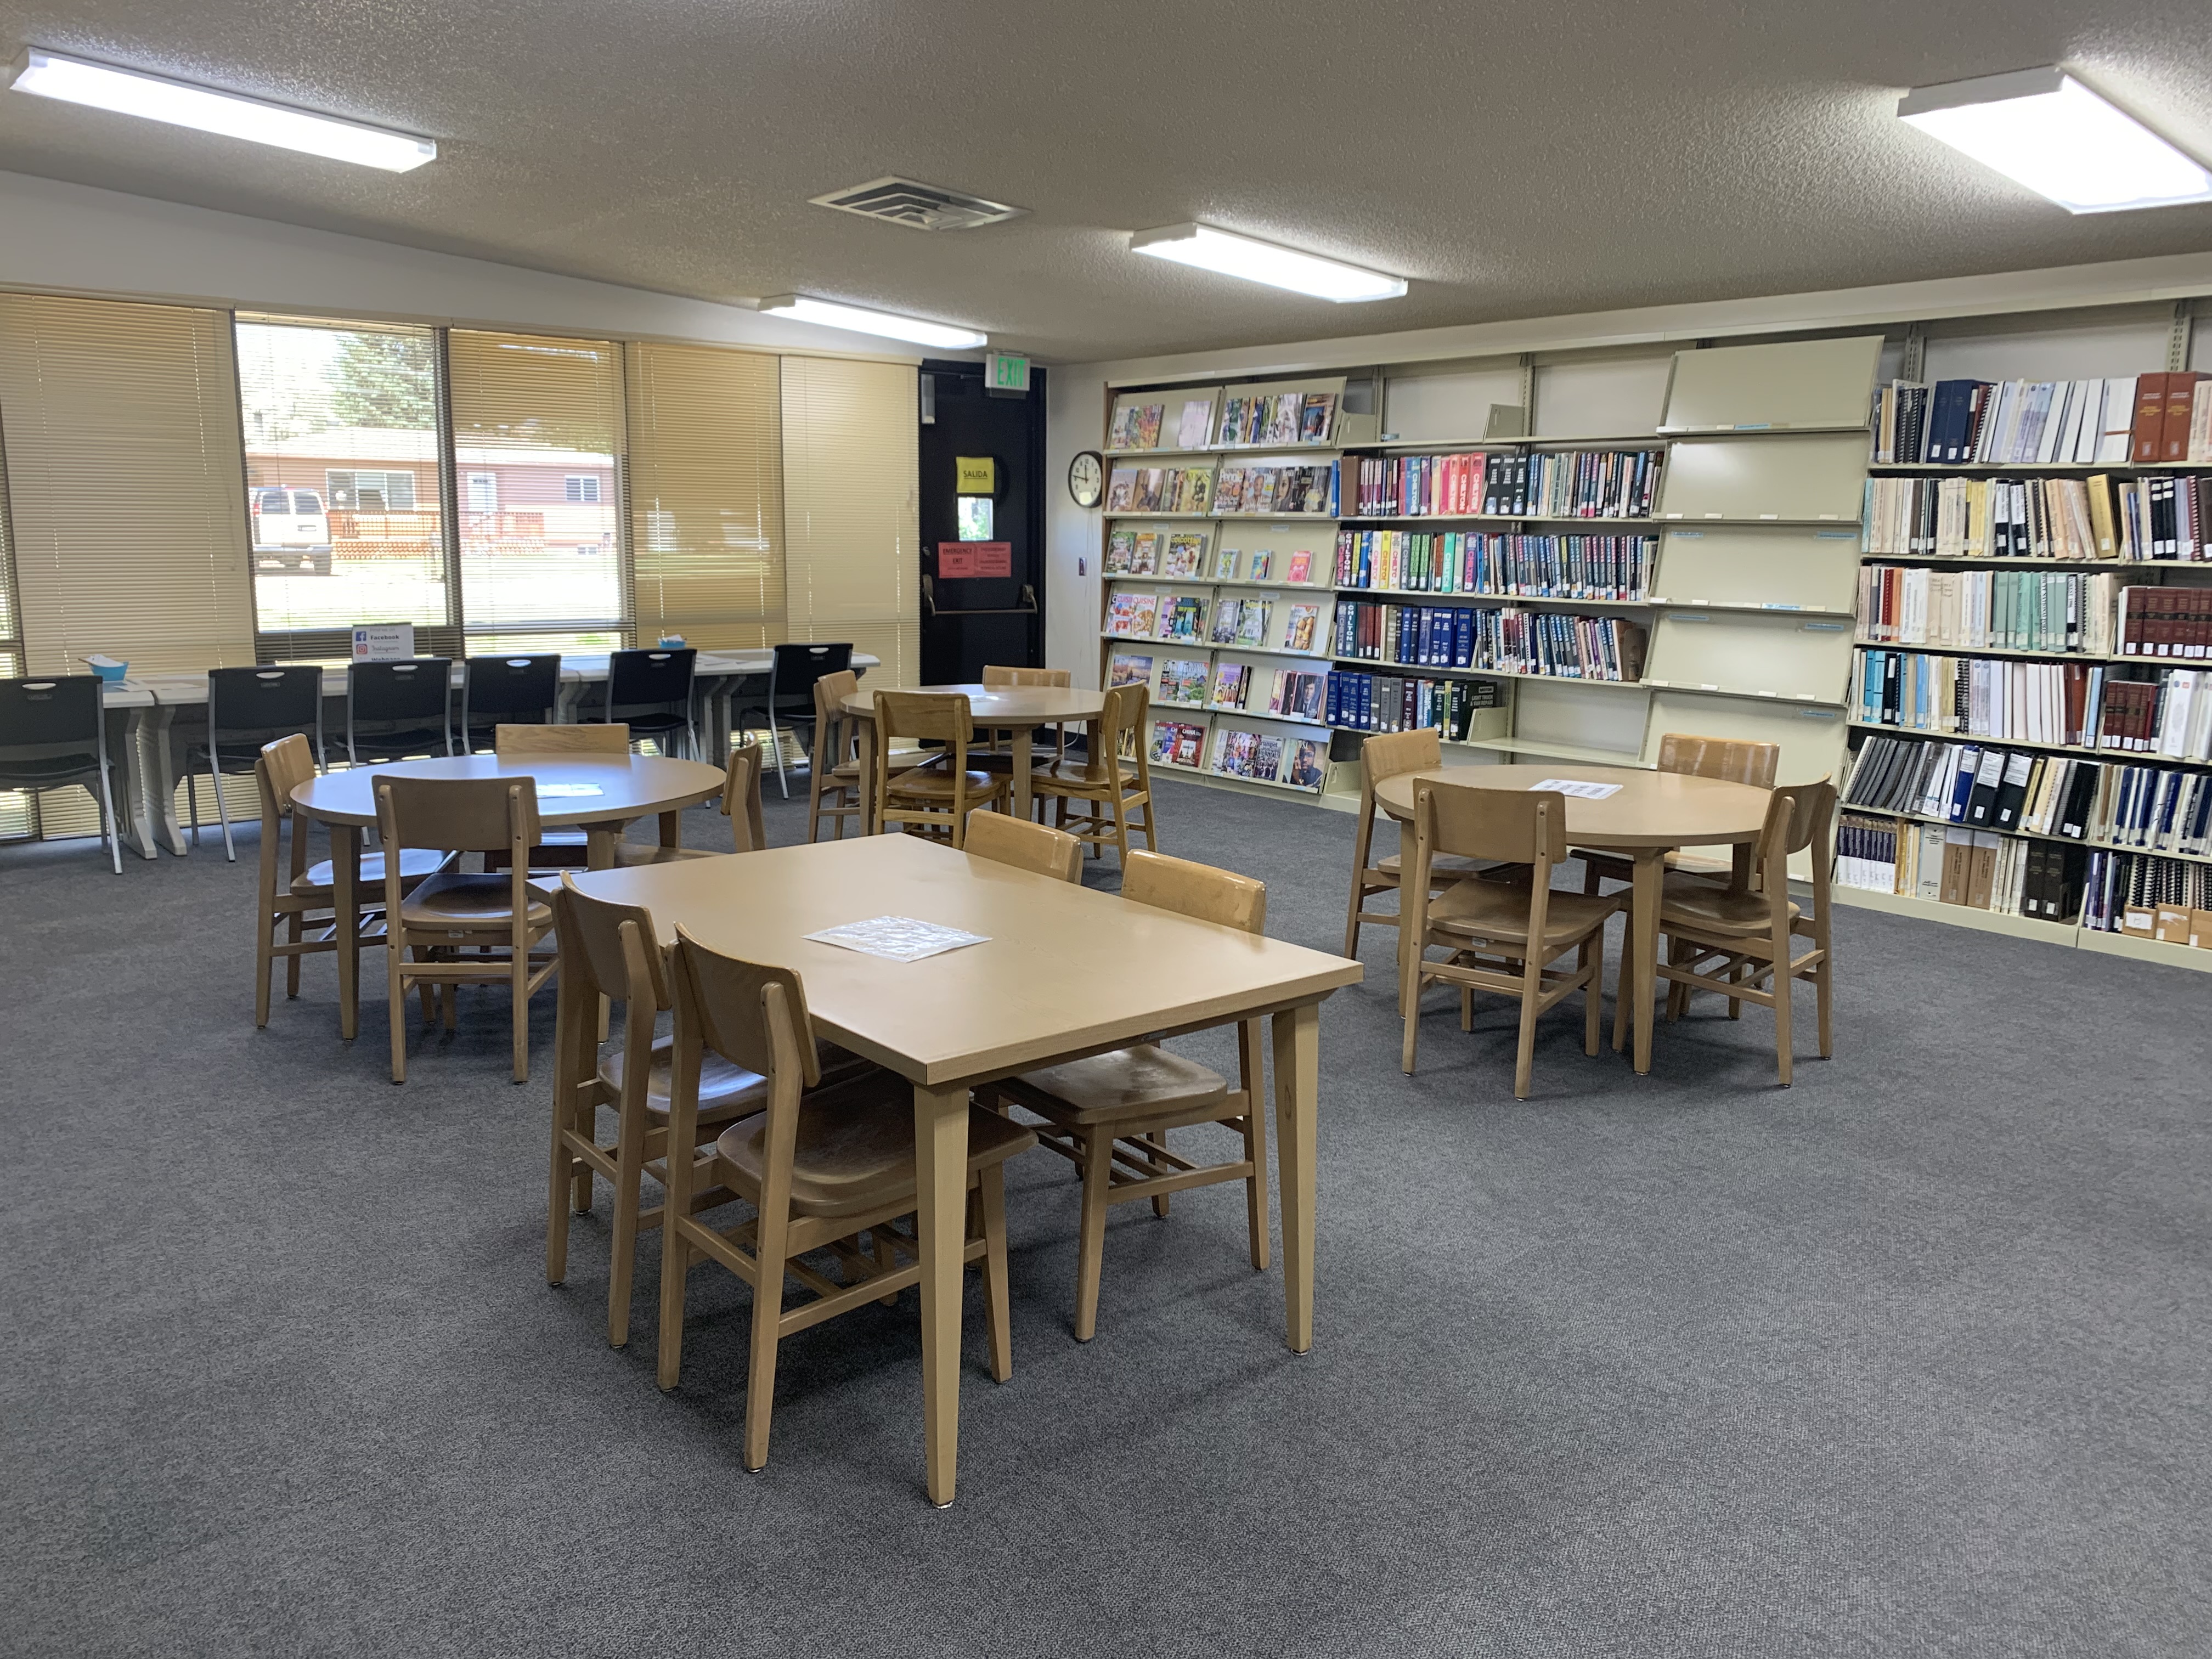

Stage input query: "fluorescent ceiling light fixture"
[
  {"left": 1898, "top": 67, "right": 2212, "bottom": 214},
  {"left": 8, "top": 47, "right": 435, "bottom": 171},
  {"left": 757, "top": 295, "right": 986, "bottom": 349},
  {"left": 1130, "top": 222, "right": 1407, "bottom": 302}
]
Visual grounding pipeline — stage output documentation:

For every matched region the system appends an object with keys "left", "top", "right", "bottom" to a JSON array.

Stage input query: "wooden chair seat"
[
  {"left": 1035, "top": 755, "right": 1137, "bottom": 787},
  {"left": 713, "top": 1072, "right": 1037, "bottom": 1220},
  {"left": 599, "top": 1032, "right": 768, "bottom": 1117},
  {"left": 1426, "top": 877, "right": 1621, "bottom": 948},
  {"left": 1374, "top": 850, "right": 1488, "bottom": 879},
  {"left": 612, "top": 841, "right": 720, "bottom": 867},
  {"left": 399, "top": 871, "right": 555, "bottom": 929},
  {"left": 1657, "top": 871, "right": 1803, "bottom": 935},
  {"left": 293, "top": 847, "right": 447, "bottom": 896},
  {"left": 1002, "top": 1044, "right": 1226, "bottom": 1126},
  {"left": 970, "top": 746, "right": 1071, "bottom": 774},
  {"left": 885, "top": 765, "right": 1000, "bottom": 800}
]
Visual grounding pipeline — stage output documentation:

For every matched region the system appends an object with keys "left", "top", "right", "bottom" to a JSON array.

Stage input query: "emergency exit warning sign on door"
[
  {"left": 938, "top": 542, "right": 1012, "bottom": 578},
  {"left": 985, "top": 351, "right": 1029, "bottom": 393}
]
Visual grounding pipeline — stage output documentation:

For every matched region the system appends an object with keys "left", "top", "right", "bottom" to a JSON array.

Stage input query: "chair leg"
[
  {"left": 873, "top": 1227, "right": 900, "bottom": 1307},
  {"left": 1772, "top": 930, "right": 1795, "bottom": 1088},
  {"left": 1109, "top": 788, "right": 1131, "bottom": 867},
  {"left": 387, "top": 943, "right": 410, "bottom": 1085},
  {"left": 1399, "top": 945, "right": 1422, "bottom": 1076},
  {"left": 546, "top": 1093, "right": 577, "bottom": 1288},
  {"left": 1815, "top": 950, "right": 1834, "bottom": 1059},
  {"left": 1074, "top": 1131, "right": 1112, "bottom": 1342},
  {"left": 212, "top": 752, "right": 236, "bottom": 862},
  {"left": 771, "top": 717, "right": 789, "bottom": 800},
  {"left": 285, "top": 913, "right": 303, "bottom": 998},
  {"left": 606, "top": 1099, "right": 646, "bottom": 1347},
  {"left": 742, "top": 1245, "right": 786, "bottom": 1471},
  {"left": 1582, "top": 937, "right": 1601, "bottom": 1057},
  {"left": 1612, "top": 919, "right": 1633, "bottom": 1054},
  {"left": 571, "top": 1095, "right": 595, "bottom": 1214},
  {"left": 979, "top": 1164, "right": 1013, "bottom": 1384},
  {"left": 186, "top": 769, "right": 201, "bottom": 848},
  {"left": 657, "top": 1222, "right": 690, "bottom": 1391},
  {"left": 1148, "top": 1131, "right": 1170, "bottom": 1218},
  {"left": 1239, "top": 1022, "right": 1270, "bottom": 1271},
  {"left": 511, "top": 940, "right": 531, "bottom": 1085},
  {"left": 255, "top": 913, "right": 276, "bottom": 1029}
]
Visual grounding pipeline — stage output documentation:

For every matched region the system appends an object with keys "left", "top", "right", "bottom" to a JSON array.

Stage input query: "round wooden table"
[
  {"left": 840, "top": 684, "right": 1109, "bottom": 821},
  {"left": 1373, "top": 763, "right": 1772, "bottom": 1075},
  {"left": 292, "top": 753, "right": 726, "bottom": 1040}
]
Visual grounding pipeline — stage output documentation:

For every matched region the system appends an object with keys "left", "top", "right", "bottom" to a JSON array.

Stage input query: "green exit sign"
[{"left": 986, "top": 351, "right": 1029, "bottom": 393}]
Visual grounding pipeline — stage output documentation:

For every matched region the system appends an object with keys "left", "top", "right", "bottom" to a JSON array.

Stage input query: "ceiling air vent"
[{"left": 808, "top": 177, "right": 1025, "bottom": 232}]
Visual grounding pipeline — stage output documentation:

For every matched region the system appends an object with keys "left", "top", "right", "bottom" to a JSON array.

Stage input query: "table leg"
[
  {"left": 148, "top": 705, "right": 187, "bottom": 855},
  {"left": 1271, "top": 1001, "right": 1319, "bottom": 1354},
  {"left": 587, "top": 825, "right": 619, "bottom": 871},
  {"left": 912, "top": 1080, "right": 970, "bottom": 1506},
  {"left": 1012, "top": 724, "right": 1034, "bottom": 821},
  {"left": 333, "top": 824, "right": 360, "bottom": 1041},
  {"left": 1630, "top": 849, "right": 1662, "bottom": 1075},
  {"left": 110, "top": 706, "right": 159, "bottom": 859},
  {"left": 657, "top": 809, "right": 681, "bottom": 850}
]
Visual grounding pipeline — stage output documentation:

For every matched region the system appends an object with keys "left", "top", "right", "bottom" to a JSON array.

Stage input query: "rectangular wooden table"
[{"left": 572, "top": 834, "right": 1362, "bottom": 1505}]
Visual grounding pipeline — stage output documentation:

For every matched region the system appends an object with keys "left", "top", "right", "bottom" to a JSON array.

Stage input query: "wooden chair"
[
  {"left": 805, "top": 669, "right": 867, "bottom": 842},
  {"left": 612, "top": 738, "right": 769, "bottom": 867},
  {"left": 989, "top": 851, "right": 1269, "bottom": 1342},
  {"left": 1628, "top": 780, "right": 1837, "bottom": 1087},
  {"left": 1032, "top": 682, "right": 1159, "bottom": 865},
  {"left": 961, "top": 808, "right": 1082, "bottom": 883},
  {"left": 1341, "top": 727, "right": 1494, "bottom": 961},
  {"left": 548, "top": 876, "right": 800, "bottom": 1347},
  {"left": 973, "top": 664, "right": 1073, "bottom": 785},
  {"left": 251, "top": 734, "right": 445, "bottom": 1027},
  {"left": 373, "top": 774, "right": 560, "bottom": 1084},
  {"left": 871, "top": 690, "right": 1008, "bottom": 849},
  {"left": 490, "top": 722, "right": 630, "bottom": 870},
  {"left": 657, "top": 928, "right": 1036, "bottom": 1472},
  {"left": 1578, "top": 733, "right": 1779, "bottom": 892},
  {"left": 1400, "top": 780, "right": 1623, "bottom": 1099}
]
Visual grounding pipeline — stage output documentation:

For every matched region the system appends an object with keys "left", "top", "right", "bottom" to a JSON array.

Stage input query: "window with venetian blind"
[
  {"left": 624, "top": 342, "right": 785, "bottom": 650},
  {"left": 446, "top": 330, "right": 627, "bottom": 654},
  {"left": 780, "top": 355, "right": 919, "bottom": 687},
  {"left": 0, "top": 295, "right": 256, "bottom": 676}
]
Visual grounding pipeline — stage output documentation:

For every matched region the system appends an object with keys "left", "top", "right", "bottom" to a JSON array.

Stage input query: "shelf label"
[
  {"left": 1669, "top": 612, "right": 1712, "bottom": 623},
  {"left": 1763, "top": 602, "right": 1801, "bottom": 610},
  {"left": 1799, "top": 620, "right": 1848, "bottom": 632},
  {"left": 1814, "top": 531, "right": 1857, "bottom": 540}
]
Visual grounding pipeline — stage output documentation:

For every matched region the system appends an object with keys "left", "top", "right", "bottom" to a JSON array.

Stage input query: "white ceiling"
[{"left": 3, "top": 0, "right": 2211, "bottom": 364}]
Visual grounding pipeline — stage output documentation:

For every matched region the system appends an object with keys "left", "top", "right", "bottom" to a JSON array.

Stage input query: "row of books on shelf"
[
  {"left": 1847, "top": 732, "right": 2212, "bottom": 856},
  {"left": 1853, "top": 652, "right": 2212, "bottom": 756},
  {"left": 1106, "top": 459, "right": 1341, "bottom": 518},
  {"left": 1107, "top": 651, "right": 1329, "bottom": 723},
  {"left": 1861, "top": 473, "right": 2212, "bottom": 561},
  {"left": 1348, "top": 449, "right": 1664, "bottom": 520},
  {"left": 1105, "top": 389, "right": 1340, "bottom": 453},
  {"left": 1836, "top": 815, "right": 2086, "bottom": 922},
  {"left": 1331, "top": 529, "right": 1655, "bottom": 600},
  {"left": 1333, "top": 599, "right": 1647, "bottom": 681},
  {"left": 1102, "top": 528, "right": 1322, "bottom": 583},
  {"left": 1857, "top": 565, "right": 2118, "bottom": 654},
  {"left": 2118, "top": 585, "right": 2212, "bottom": 658},
  {"left": 1148, "top": 720, "right": 1331, "bottom": 789},
  {"left": 2081, "top": 850, "right": 2212, "bottom": 942},
  {"left": 1324, "top": 672, "right": 1503, "bottom": 737},
  {"left": 1103, "top": 591, "right": 1324, "bottom": 653},
  {"left": 1870, "top": 374, "right": 2212, "bottom": 467}
]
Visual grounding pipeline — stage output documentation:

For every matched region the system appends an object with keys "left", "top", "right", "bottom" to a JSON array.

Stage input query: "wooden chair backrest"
[
  {"left": 672, "top": 924, "right": 822, "bottom": 1090},
  {"left": 1065, "top": 682, "right": 1147, "bottom": 785},
  {"left": 875, "top": 690, "right": 974, "bottom": 748},
  {"left": 981, "top": 665, "right": 1071, "bottom": 687},
  {"left": 375, "top": 774, "right": 541, "bottom": 854},
  {"left": 812, "top": 669, "right": 860, "bottom": 727},
  {"left": 257, "top": 733, "right": 317, "bottom": 826},
  {"left": 1655, "top": 732, "right": 1779, "bottom": 789},
  {"left": 1122, "top": 849, "right": 1265, "bottom": 934},
  {"left": 721, "top": 739, "right": 768, "bottom": 851},
  {"left": 496, "top": 722, "right": 630, "bottom": 755},
  {"left": 963, "top": 810, "right": 1081, "bottom": 882},
  {"left": 1417, "top": 780, "right": 1566, "bottom": 868},
  {"left": 555, "top": 874, "right": 670, "bottom": 1008},
  {"left": 1359, "top": 727, "right": 1443, "bottom": 794},
  {"left": 1785, "top": 778, "right": 1837, "bottom": 860}
]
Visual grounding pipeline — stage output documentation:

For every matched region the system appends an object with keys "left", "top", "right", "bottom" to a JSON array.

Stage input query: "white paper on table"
[
  {"left": 1528, "top": 777, "right": 1622, "bottom": 800},
  {"left": 535, "top": 782, "right": 606, "bottom": 798},
  {"left": 804, "top": 915, "right": 990, "bottom": 963}
]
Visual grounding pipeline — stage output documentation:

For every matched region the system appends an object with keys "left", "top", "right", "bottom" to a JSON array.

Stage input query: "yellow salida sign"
[{"left": 956, "top": 456, "right": 996, "bottom": 494}]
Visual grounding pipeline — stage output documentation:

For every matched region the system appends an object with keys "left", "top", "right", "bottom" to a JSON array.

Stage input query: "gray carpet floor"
[{"left": 4, "top": 773, "right": 2209, "bottom": 1657}]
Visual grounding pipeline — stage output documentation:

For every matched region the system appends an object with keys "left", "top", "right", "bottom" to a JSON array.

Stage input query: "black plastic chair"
[
  {"left": 346, "top": 659, "right": 455, "bottom": 765},
  {"left": 460, "top": 654, "right": 562, "bottom": 753},
  {"left": 184, "top": 664, "right": 325, "bottom": 861},
  {"left": 597, "top": 647, "right": 696, "bottom": 758},
  {"left": 0, "top": 674, "right": 122, "bottom": 873},
  {"left": 732, "top": 642, "right": 853, "bottom": 798}
]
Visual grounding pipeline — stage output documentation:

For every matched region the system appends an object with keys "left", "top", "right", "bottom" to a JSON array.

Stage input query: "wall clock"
[{"left": 1067, "top": 449, "right": 1104, "bottom": 509}]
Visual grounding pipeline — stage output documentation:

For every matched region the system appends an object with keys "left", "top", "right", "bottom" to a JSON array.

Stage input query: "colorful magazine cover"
[
  {"left": 1248, "top": 550, "right": 1273, "bottom": 581},
  {"left": 1210, "top": 599, "right": 1243, "bottom": 645},
  {"left": 1179, "top": 468, "right": 1212, "bottom": 516},
  {"left": 1124, "top": 593, "right": 1160, "bottom": 636},
  {"left": 1176, "top": 398, "right": 1214, "bottom": 448},
  {"left": 1235, "top": 600, "right": 1272, "bottom": 646},
  {"left": 1130, "top": 532, "right": 1160, "bottom": 575},
  {"left": 1104, "top": 529, "right": 1136, "bottom": 574},
  {"left": 1286, "top": 549, "right": 1313, "bottom": 584},
  {"left": 1210, "top": 662, "right": 1249, "bottom": 709},
  {"left": 1133, "top": 403, "right": 1165, "bottom": 449},
  {"left": 1163, "top": 532, "right": 1206, "bottom": 579},
  {"left": 1212, "top": 545, "right": 1240, "bottom": 580},
  {"left": 1284, "top": 603, "right": 1319, "bottom": 653},
  {"left": 1263, "top": 393, "right": 1301, "bottom": 447},
  {"left": 1105, "top": 469, "right": 1137, "bottom": 511},
  {"left": 1251, "top": 734, "right": 1284, "bottom": 780},
  {"left": 1212, "top": 467, "right": 1246, "bottom": 515},
  {"left": 1215, "top": 396, "right": 1248, "bottom": 448},
  {"left": 1286, "top": 738, "right": 1327, "bottom": 789},
  {"left": 1133, "top": 468, "right": 1167, "bottom": 513},
  {"left": 1164, "top": 595, "right": 1207, "bottom": 640},
  {"left": 1159, "top": 658, "right": 1209, "bottom": 704},
  {"left": 1108, "top": 651, "right": 1154, "bottom": 689},
  {"left": 1212, "top": 729, "right": 1259, "bottom": 777},
  {"left": 1299, "top": 393, "right": 1336, "bottom": 444},
  {"left": 1108, "top": 404, "right": 1137, "bottom": 449}
]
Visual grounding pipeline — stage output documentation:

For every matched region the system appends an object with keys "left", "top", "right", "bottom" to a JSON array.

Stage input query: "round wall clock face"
[{"left": 1068, "top": 450, "right": 1104, "bottom": 508}]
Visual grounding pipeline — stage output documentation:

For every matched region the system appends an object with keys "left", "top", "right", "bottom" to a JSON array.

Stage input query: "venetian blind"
[
  {"left": 780, "top": 355, "right": 918, "bottom": 686},
  {"left": 447, "top": 330, "right": 627, "bottom": 652},
  {"left": 0, "top": 295, "right": 255, "bottom": 675},
  {"left": 624, "top": 342, "right": 784, "bottom": 650}
]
